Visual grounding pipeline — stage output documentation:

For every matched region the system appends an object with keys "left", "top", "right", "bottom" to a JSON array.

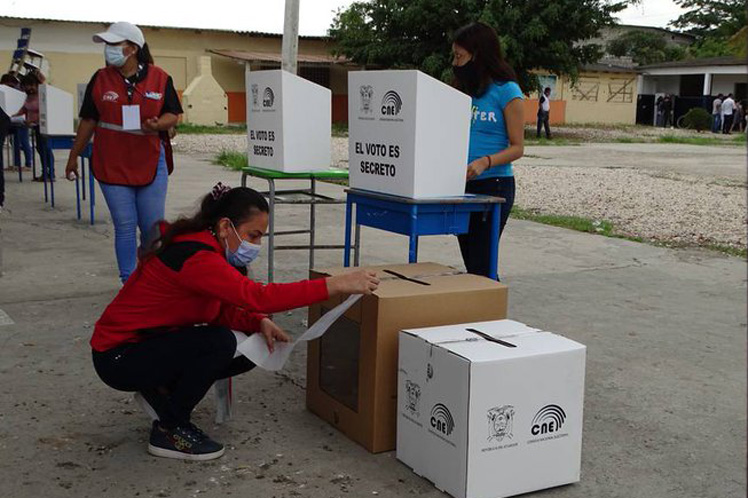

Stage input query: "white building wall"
[{"left": 711, "top": 74, "right": 746, "bottom": 96}]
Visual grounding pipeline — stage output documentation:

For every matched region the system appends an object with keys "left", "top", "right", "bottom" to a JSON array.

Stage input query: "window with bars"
[
  {"left": 607, "top": 78, "right": 634, "bottom": 103},
  {"left": 571, "top": 77, "right": 600, "bottom": 102}
]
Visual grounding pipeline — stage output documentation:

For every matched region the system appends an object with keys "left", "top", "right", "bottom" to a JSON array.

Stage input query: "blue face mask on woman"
[
  {"left": 225, "top": 221, "right": 261, "bottom": 267},
  {"left": 105, "top": 45, "right": 129, "bottom": 67}
]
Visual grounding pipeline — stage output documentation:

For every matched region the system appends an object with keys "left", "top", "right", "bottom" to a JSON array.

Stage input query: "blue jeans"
[
  {"left": 99, "top": 147, "right": 168, "bottom": 283},
  {"left": 12, "top": 126, "right": 32, "bottom": 167},
  {"left": 712, "top": 114, "right": 722, "bottom": 133}
]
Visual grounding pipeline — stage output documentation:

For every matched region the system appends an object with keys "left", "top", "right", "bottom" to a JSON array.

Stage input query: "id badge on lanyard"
[{"left": 122, "top": 78, "right": 140, "bottom": 130}]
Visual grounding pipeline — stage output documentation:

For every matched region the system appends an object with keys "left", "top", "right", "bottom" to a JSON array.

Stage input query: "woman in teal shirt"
[{"left": 451, "top": 22, "right": 524, "bottom": 279}]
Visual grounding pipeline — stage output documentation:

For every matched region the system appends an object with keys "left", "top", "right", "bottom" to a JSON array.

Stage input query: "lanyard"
[{"left": 123, "top": 64, "right": 145, "bottom": 103}]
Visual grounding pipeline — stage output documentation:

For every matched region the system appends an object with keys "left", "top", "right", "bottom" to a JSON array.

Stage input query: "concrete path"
[
  {"left": 518, "top": 142, "right": 746, "bottom": 182},
  {"left": 0, "top": 152, "right": 744, "bottom": 498}
]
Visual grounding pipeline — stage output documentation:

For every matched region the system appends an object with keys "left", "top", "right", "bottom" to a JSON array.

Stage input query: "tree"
[
  {"left": 671, "top": 0, "right": 746, "bottom": 39},
  {"left": 607, "top": 30, "right": 686, "bottom": 65},
  {"left": 671, "top": 0, "right": 746, "bottom": 57},
  {"left": 329, "top": 0, "right": 630, "bottom": 92}
]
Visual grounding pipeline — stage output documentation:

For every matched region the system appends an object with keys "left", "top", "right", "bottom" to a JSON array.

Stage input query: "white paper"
[
  {"left": 236, "top": 294, "right": 363, "bottom": 371},
  {"left": 122, "top": 105, "right": 141, "bottom": 130}
]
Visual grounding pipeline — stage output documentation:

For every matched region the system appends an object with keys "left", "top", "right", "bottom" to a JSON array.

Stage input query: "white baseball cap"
[{"left": 93, "top": 22, "right": 145, "bottom": 48}]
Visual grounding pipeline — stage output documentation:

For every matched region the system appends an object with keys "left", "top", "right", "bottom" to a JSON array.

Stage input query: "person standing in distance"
[
  {"left": 65, "top": 22, "right": 183, "bottom": 284},
  {"left": 536, "top": 86, "right": 552, "bottom": 139},
  {"left": 451, "top": 22, "right": 524, "bottom": 280}
]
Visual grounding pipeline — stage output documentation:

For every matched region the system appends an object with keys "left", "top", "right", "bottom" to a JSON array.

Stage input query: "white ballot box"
[
  {"left": 348, "top": 70, "right": 471, "bottom": 199},
  {"left": 397, "top": 320, "right": 586, "bottom": 498},
  {"left": 0, "top": 84, "right": 27, "bottom": 116},
  {"left": 39, "top": 84, "right": 74, "bottom": 135},
  {"left": 246, "top": 69, "right": 331, "bottom": 172}
]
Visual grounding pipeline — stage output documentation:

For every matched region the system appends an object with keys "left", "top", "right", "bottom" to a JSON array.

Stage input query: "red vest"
[{"left": 91, "top": 65, "right": 171, "bottom": 186}]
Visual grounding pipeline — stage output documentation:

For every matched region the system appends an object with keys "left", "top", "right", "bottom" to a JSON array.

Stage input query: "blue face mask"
[
  {"left": 105, "top": 45, "right": 128, "bottom": 67},
  {"left": 225, "top": 221, "right": 261, "bottom": 267}
]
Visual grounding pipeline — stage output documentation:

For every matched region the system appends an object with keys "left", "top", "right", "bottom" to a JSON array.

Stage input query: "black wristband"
[{"left": 484, "top": 155, "right": 492, "bottom": 168}]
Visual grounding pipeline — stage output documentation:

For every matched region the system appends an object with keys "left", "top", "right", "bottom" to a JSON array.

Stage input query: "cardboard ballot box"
[
  {"left": 348, "top": 70, "right": 471, "bottom": 199},
  {"left": 0, "top": 84, "right": 27, "bottom": 116},
  {"left": 397, "top": 321, "right": 586, "bottom": 498},
  {"left": 246, "top": 69, "right": 331, "bottom": 172},
  {"left": 39, "top": 84, "right": 74, "bottom": 135},
  {"left": 307, "top": 263, "right": 508, "bottom": 453}
]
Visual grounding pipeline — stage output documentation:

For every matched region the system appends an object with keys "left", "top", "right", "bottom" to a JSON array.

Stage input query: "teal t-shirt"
[{"left": 468, "top": 81, "right": 524, "bottom": 179}]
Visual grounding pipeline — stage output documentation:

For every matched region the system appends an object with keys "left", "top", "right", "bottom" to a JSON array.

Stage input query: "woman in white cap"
[{"left": 65, "top": 22, "right": 183, "bottom": 283}]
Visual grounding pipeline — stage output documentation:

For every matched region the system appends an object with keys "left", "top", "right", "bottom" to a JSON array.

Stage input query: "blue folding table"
[
  {"left": 343, "top": 188, "right": 505, "bottom": 280},
  {"left": 40, "top": 135, "right": 95, "bottom": 224}
]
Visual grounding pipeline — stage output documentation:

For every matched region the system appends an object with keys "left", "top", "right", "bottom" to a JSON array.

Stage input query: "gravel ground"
[{"left": 172, "top": 133, "right": 747, "bottom": 252}]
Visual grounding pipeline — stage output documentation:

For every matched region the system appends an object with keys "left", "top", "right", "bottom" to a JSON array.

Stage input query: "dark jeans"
[
  {"left": 92, "top": 325, "right": 255, "bottom": 427},
  {"left": 536, "top": 111, "right": 551, "bottom": 138},
  {"left": 0, "top": 131, "right": 5, "bottom": 206},
  {"left": 32, "top": 127, "right": 53, "bottom": 179},
  {"left": 457, "top": 176, "right": 515, "bottom": 279},
  {"left": 722, "top": 114, "right": 734, "bottom": 134},
  {"left": 12, "top": 126, "right": 32, "bottom": 167}
]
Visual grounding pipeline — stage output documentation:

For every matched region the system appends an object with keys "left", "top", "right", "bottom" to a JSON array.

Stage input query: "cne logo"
[
  {"left": 381, "top": 90, "right": 402, "bottom": 116},
  {"left": 102, "top": 91, "right": 119, "bottom": 102},
  {"left": 263, "top": 87, "right": 275, "bottom": 108},
  {"left": 531, "top": 404, "right": 566, "bottom": 436},
  {"left": 430, "top": 403, "right": 455, "bottom": 436}
]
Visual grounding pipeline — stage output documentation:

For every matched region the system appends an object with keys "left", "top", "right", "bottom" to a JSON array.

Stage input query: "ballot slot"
[{"left": 318, "top": 306, "right": 361, "bottom": 413}]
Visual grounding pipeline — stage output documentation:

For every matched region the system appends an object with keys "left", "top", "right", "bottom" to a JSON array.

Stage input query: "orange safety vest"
[{"left": 91, "top": 64, "right": 173, "bottom": 186}]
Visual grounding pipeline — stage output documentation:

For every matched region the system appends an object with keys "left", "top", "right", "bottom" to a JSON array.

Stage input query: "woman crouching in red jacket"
[{"left": 91, "top": 183, "right": 379, "bottom": 461}]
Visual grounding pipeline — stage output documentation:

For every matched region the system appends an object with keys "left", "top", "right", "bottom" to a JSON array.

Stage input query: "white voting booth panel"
[
  {"left": 0, "top": 84, "right": 27, "bottom": 116},
  {"left": 39, "top": 84, "right": 74, "bottom": 135},
  {"left": 348, "top": 70, "right": 471, "bottom": 199},
  {"left": 397, "top": 320, "right": 586, "bottom": 498},
  {"left": 246, "top": 70, "right": 331, "bottom": 173}
]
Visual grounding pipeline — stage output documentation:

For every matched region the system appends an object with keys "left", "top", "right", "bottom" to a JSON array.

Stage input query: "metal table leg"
[
  {"left": 344, "top": 196, "right": 353, "bottom": 267},
  {"left": 489, "top": 204, "right": 501, "bottom": 281},
  {"left": 81, "top": 158, "right": 86, "bottom": 200},
  {"left": 309, "top": 178, "right": 316, "bottom": 270},
  {"left": 267, "top": 178, "right": 276, "bottom": 283},
  {"left": 89, "top": 159, "right": 96, "bottom": 225},
  {"left": 408, "top": 204, "right": 418, "bottom": 263},
  {"left": 48, "top": 148, "right": 55, "bottom": 208}
]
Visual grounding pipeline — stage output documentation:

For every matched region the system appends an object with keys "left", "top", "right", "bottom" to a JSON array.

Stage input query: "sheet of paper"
[
  {"left": 236, "top": 294, "right": 363, "bottom": 371},
  {"left": 122, "top": 105, "right": 141, "bottom": 130}
]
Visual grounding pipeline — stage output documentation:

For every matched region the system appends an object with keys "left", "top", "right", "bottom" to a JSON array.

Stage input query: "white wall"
[
  {"left": 711, "top": 74, "right": 746, "bottom": 96},
  {"left": 647, "top": 75, "right": 680, "bottom": 94}
]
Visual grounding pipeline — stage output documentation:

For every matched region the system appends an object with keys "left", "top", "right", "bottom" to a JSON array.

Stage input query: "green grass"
[
  {"left": 332, "top": 122, "right": 349, "bottom": 137},
  {"left": 511, "top": 206, "right": 746, "bottom": 259},
  {"left": 511, "top": 207, "right": 618, "bottom": 237},
  {"left": 657, "top": 134, "right": 745, "bottom": 146},
  {"left": 177, "top": 123, "right": 247, "bottom": 135},
  {"left": 525, "top": 137, "right": 581, "bottom": 146},
  {"left": 214, "top": 150, "right": 248, "bottom": 171}
]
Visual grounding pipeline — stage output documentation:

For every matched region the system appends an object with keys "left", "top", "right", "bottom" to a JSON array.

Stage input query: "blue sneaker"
[{"left": 148, "top": 421, "right": 225, "bottom": 460}]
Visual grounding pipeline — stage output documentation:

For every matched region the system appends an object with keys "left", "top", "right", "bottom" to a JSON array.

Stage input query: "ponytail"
[
  {"left": 144, "top": 184, "right": 269, "bottom": 259},
  {"left": 137, "top": 42, "right": 154, "bottom": 65}
]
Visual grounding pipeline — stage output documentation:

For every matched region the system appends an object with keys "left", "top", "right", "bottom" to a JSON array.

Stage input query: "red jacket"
[
  {"left": 91, "top": 229, "right": 329, "bottom": 352},
  {"left": 91, "top": 64, "right": 169, "bottom": 186}
]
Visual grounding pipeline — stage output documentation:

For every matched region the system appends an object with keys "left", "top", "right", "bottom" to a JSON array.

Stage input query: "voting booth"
[
  {"left": 246, "top": 69, "right": 331, "bottom": 173},
  {"left": 397, "top": 320, "right": 586, "bottom": 498},
  {"left": 0, "top": 84, "right": 27, "bottom": 116},
  {"left": 39, "top": 84, "right": 74, "bottom": 135},
  {"left": 348, "top": 70, "right": 471, "bottom": 199}
]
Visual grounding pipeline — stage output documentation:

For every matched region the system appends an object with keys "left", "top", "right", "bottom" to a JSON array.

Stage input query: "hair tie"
[{"left": 211, "top": 182, "right": 231, "bottom": 200}]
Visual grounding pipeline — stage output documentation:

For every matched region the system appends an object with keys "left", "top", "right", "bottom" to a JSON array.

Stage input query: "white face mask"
[{"left": 104, "top": 45, "right": 129, "bottom": 67}]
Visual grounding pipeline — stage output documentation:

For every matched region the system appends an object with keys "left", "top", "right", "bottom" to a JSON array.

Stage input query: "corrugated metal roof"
[
  {"left": 0, "top": 15, "right": 328, "bottom": 40},
  {"left": 209, "top": 49, "right": 347, "bottom": 64}
]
